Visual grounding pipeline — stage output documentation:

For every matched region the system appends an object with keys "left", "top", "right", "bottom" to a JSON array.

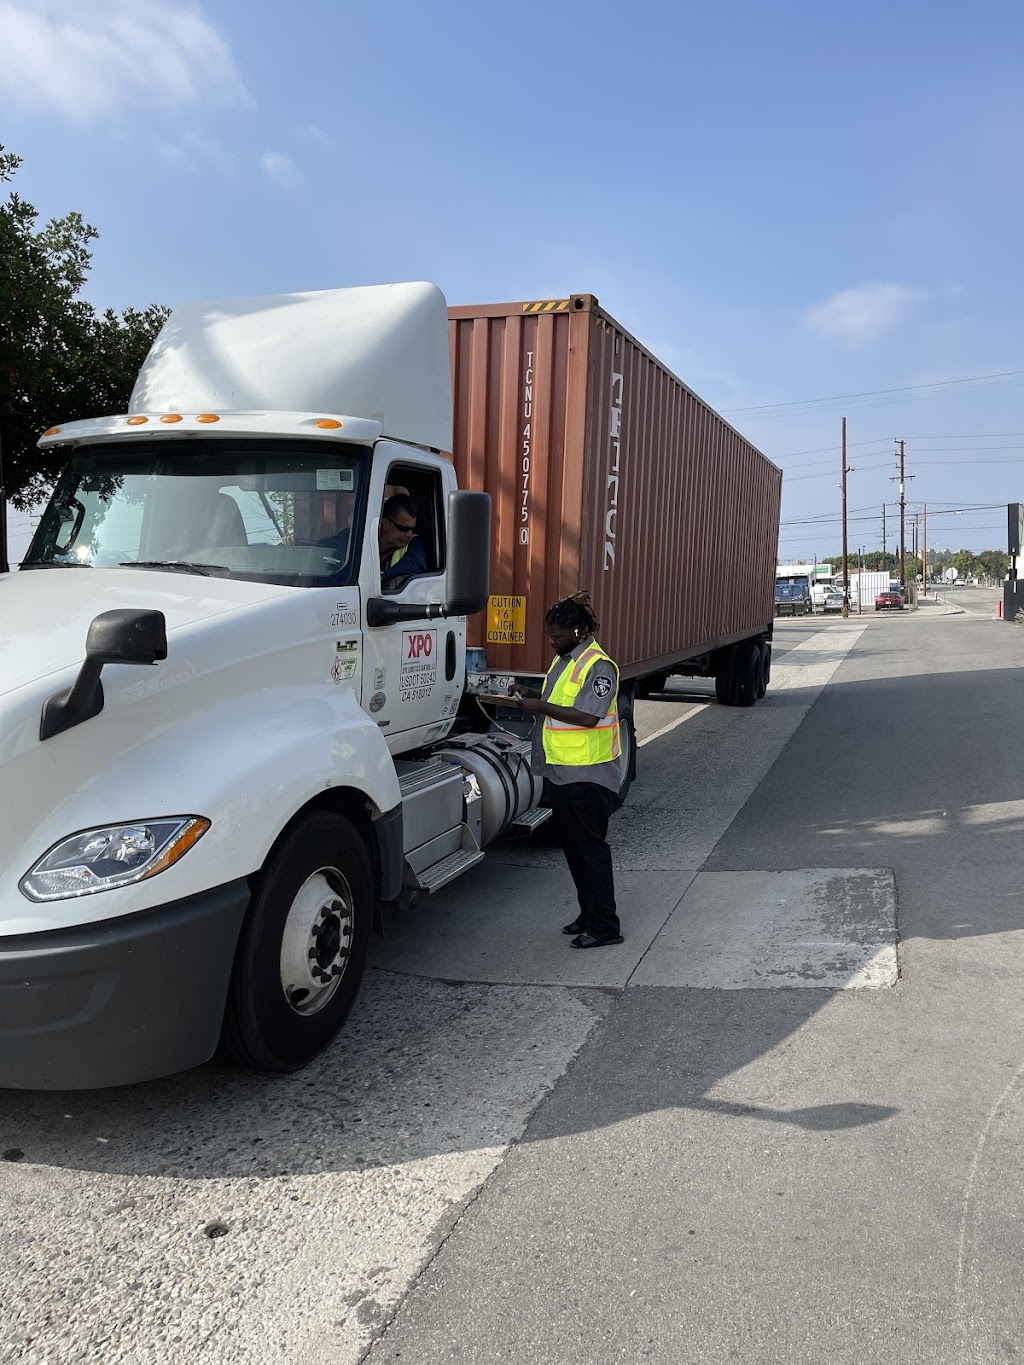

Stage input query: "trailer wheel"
[
  {"left": 714, "top": 646, "right": 737, "bottom": 705},
  {"left": 731, "top": 642, "right": 760, "bottom": 707},
  {"left": 221, "top": 811, "right": 373, "bottom": 1074}
]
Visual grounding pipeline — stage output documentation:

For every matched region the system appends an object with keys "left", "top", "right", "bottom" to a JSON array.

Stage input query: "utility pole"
[
  {"left": 882, "top": 503, "right": 887, "bottom": 567},
  {"left": 841, "top": 418, "right": 849, "bottom": 616},
  {"left": 898, "top": 439, "right": 906, "bottom": 592},
  {"left": 891, "top": 439, "right": 913, "bottom": 593},
  {"left": 922, "top": 503, "right": 928, "bottom": 596}
]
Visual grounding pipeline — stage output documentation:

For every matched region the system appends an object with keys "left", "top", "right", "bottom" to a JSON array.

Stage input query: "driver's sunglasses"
[{"left": 385, "top": 515, "right": 417, "bottom": 535}]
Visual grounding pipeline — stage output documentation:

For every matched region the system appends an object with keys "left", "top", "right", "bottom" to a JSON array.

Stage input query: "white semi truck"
[{"left": 0, "top": 284, "right": 554, "bottom": 1089}]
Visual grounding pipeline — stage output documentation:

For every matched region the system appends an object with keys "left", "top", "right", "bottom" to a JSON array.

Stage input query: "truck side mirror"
[
  {"left": 445, "top": 490, "right": 491, "bottom": 616},
  {"left": 40, "top": 609, "right": 168, "bottom": 741},
  {"left": 365, "top": 491, "right": 491, "bottom": 627}
]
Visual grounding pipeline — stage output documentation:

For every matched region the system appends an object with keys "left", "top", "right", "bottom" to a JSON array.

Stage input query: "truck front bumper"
[{"left": 0, "top": 880, "right": 249, "bottom": 1090}]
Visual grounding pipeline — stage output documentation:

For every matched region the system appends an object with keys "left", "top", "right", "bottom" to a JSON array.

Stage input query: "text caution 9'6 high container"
[{"left": 448, "top": 294, "right": 782, "bottom": 705}]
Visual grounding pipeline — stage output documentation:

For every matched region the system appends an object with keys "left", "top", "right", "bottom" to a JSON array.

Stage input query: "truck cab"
[{"left": 0, "top": 283, "right": 539, "bottom": 1090}]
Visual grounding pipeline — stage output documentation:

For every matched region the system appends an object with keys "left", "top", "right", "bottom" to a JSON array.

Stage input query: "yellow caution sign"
[{"left": 486, "top": 595, "right": 526, "bottom": 645}]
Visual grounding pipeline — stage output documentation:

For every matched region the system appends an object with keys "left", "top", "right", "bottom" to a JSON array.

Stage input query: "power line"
[
  {"left": 774, "top": 433, "right": 1024, "bottom": 463},
  {"left": 725, "top": 369, "right": 1024, "bottom": 418},
  {"left": 779, "top": 501, "right": 1005, "bottom": 528}
]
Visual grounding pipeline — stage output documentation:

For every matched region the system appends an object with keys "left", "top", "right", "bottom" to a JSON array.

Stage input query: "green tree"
[
  {"left": 0, "top": 147, "right": 169, "bottom": 508},
  {"left": 951, "top": 549, "right": 982, "bottom": 580},
  {"left": 977, "top": 549, "right": 1008, "bottom": 581}
]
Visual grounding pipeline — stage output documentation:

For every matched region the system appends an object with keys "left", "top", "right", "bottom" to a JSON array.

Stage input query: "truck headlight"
[{"left": 19, "top": 817, "right": 210, "bottom": 902}]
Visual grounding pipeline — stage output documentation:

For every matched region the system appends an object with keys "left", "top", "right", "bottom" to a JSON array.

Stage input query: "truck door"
[{"left": 360, "top": 450, "right": 463, "bottom": 745}]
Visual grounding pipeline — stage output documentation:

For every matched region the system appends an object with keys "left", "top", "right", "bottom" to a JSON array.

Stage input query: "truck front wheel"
[
  {"left": 221, "top": 811, "right": 373, "bottom": 1074},
  {"left": 613, "top": 693, "right": 637, "bottom": 809}
]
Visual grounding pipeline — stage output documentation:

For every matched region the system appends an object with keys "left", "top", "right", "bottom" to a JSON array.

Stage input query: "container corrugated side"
[
  {"left": 448, "top": 295, "right": 781, "bottom": 678},
  {"left": 579, "top": 303, "right": 781, "bottom": 677}
]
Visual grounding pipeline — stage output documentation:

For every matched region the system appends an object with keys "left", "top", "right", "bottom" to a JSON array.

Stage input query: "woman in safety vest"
[{"left": 508, "top": 592, "right": 624, "bottom": 949}]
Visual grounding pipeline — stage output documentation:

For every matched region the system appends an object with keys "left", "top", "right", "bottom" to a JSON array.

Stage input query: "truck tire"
[
  {"left": 613, "top": 692, "right": 637, "bottom": 809},
  {"left": 221, "top": 811, "right": 373, "bottom": 1074},
  {"left": 731, "top": 641, "right": 760, "bottom": 707}
]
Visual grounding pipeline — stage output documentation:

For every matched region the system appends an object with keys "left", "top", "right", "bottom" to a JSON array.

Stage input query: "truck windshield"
[{"left": 21, "top": 439, "right": 369, "bottom": 587}]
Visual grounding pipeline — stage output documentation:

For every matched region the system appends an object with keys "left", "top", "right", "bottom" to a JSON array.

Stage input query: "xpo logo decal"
[
  {"left": 400, "top": 628, "right": 438, "bottom": 694},
  {"left": 405, "top": 632, "right": 433, "bottom": 660}
]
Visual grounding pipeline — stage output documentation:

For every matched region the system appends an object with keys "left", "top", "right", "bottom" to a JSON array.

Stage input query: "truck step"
[
  {"left": 416, "top": 848, "right": 485, "bottom": 894},
  {"left": 506, "top": 806, "right": 553, "bottom": 835},
  {"left": 397, "top": 759, "right": 460, "bottom": 798}
]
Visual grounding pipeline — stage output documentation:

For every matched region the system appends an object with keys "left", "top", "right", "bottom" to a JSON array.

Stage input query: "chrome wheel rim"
[{"left": 279, "top": 866, "right": 355, "bottom": 1016}]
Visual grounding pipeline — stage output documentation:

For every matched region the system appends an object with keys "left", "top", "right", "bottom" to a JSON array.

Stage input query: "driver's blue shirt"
[{"left": 381, "top": 536, "right": 427, "bottom": 583}]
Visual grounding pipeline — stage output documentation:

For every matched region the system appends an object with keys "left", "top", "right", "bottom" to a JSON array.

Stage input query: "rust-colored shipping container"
[{"left": 448, "top": 294, "right": 781, "bottom": 683}]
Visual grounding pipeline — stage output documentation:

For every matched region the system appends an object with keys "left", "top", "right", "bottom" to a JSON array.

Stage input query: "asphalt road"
[{"left": 4, "top": 608, "right": 1024, "bottom": 1363}]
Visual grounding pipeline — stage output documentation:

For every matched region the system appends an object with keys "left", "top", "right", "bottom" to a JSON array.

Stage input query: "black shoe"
[
  {"left": 570, "top": 932, "right": 624, "bottom": 949},
  {"left": 562, "top": 919, "right": 584, "bottom": 935}
]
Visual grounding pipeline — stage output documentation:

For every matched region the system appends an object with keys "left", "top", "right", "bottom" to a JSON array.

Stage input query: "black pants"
[{"left": 548, "top": 782, "right": 620, "bottom": 938}]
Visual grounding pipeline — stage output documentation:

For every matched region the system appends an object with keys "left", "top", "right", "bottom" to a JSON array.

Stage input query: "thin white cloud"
[
  {"left": 297, "top": 123, "right": 331, "bottom": 145},
  {"left": 156, "top": 139, "right": 195, "bottom": 172},
  {"left": 261, "top": 151, "right": 303, "bottom": 189},
  {"left": 156, "top": 131, "right": 236, "bottom": 176},
  {"left": 804, "top": 283, "right": 926, "bottom": 350},
  {"left": 0, "top": 0, "right": 248, "bottom": 121}
]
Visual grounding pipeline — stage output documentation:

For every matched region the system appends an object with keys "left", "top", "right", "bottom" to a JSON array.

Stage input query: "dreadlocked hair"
[{"left": 545, "top": 590, "right": 600, "bottom": 635}]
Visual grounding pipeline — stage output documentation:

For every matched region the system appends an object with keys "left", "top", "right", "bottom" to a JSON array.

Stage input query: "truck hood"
[{"left": 0, "top": 568, "right": 294, "bottom": 694}]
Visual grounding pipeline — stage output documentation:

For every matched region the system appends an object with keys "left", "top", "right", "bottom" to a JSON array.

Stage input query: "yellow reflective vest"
[
  {"left": 542, "top": 641, "right": 621, "bottom": 767},
  {"left": 386, "top": 544, "right": 409, "bottom": 569}
]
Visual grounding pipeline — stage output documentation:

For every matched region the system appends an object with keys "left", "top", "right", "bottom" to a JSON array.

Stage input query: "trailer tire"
[
  {"left": 221, "top": 811, "right": 373, "bottom": 1074},
  {"left": 715, "top": 648, "right": 736, "bottom": 705},
  {"left": 732, "top": 641, "right": 760, "bottom": 707}
]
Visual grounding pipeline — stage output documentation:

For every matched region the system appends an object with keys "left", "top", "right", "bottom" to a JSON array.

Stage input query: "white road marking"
[
  {"left": 637, "top": 705, "right": 708, "bottom": 748},
  {"left": 636, "top": 624, "right": 865, "bottom": 752}
]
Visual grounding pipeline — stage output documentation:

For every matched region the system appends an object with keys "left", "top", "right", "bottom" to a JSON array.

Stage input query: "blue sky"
[{"left": 2, "top": 0, "right": 1022, "bottom": 557}]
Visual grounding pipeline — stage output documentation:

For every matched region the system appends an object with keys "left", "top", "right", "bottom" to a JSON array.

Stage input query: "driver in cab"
[
  {"left": 286, "top": 491, "right": 427, "bottom": 584},
  {"left": 378, "top": 494, "right": 427, "bottom": 585}
]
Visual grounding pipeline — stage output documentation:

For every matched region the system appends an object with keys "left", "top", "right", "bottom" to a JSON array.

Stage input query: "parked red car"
[{"left": 875, "top": 591, "right": 904, "bottom": 611}]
